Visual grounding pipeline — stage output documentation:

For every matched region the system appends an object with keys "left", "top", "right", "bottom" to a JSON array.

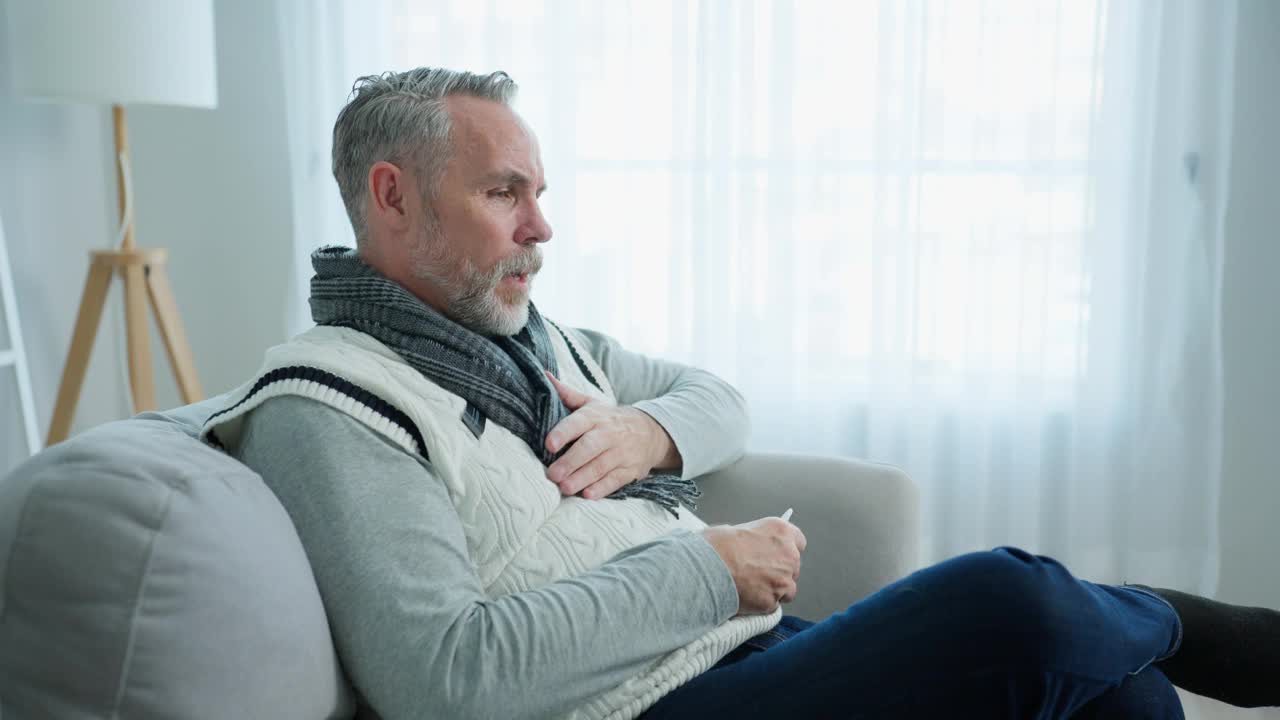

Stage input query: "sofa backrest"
[{"left": 0, "top": 408, "right": 354, "bottom": 719}]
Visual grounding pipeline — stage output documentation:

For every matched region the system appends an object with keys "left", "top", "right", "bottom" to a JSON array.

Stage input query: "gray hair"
[{"left": 331, "top": 68, "right": 518, "bottom": 245}]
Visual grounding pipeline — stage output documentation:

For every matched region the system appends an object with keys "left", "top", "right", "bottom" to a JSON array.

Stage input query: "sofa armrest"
[{"left": 694, "top": 453, "right": 920, "bottom": 621}]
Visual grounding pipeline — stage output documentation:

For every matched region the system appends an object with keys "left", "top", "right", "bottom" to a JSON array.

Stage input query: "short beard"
[{"left": 408, "top": 221, "right": 541, "bottom": 337}]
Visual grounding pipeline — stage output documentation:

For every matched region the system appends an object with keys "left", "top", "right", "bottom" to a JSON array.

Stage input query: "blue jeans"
[{"left": 641, "top": 547, "right": 1185, "bottom": 719}]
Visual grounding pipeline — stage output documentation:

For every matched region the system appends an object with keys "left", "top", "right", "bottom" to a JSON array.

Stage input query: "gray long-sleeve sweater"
[{"left": 230, "top": 328, "right": 749, "bottom": 719}]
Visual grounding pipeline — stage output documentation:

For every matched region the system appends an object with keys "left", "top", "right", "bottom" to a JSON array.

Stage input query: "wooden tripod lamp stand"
[{"left": 6, "top": 0, "right": 219, "bottom": 445}]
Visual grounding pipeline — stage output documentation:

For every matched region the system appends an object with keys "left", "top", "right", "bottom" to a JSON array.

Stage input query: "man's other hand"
[
  {"left": 702, "top": 516, "right": 807, "bottom": 615},
  {"left": 543, "top": 370, "right": 678, "bottom": 499}
]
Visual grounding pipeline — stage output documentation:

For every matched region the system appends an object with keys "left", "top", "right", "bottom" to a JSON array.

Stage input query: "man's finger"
[
  {"left": 563, "top": 450, "right": 619, "bottom": 497},
  {"left": 780, "top": 584, "right": 797, "bottom": 604},
  {"left": 545, "top": 408, "right": 596, "bottom": 455},
  {"left": 548, "top": 431, "right": 604, "bottom": 486},
  {"left": 581, "top": 465, "right": 631, "bottom": 500},
  {"left": 550, "top": 438, "right": 609, "bottom": 486},
  {"left": 545, "top": 370, "right": 591, "bottom": 411}
]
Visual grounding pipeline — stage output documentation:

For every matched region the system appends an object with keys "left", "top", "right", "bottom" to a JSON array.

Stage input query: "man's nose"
[{"left": 522, "top": 202, "right": 553, "bottom": 245}]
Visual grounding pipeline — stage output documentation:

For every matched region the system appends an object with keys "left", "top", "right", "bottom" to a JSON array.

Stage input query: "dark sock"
[{"left": 1135, "top": 585, "right": 1280, "bottom": 708}]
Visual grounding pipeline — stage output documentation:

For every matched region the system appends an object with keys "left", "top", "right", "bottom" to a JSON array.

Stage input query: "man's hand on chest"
[{"left": 542, "top": 370, "right": 680, "bottom": 499}]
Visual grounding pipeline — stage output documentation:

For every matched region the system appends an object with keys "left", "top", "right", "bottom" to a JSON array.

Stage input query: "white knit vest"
[{"left": 202, "top": 325, "right": 779, "bottom": 719}]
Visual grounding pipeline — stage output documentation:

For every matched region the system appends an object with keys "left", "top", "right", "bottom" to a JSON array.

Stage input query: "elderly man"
[{"left": 205, "top": 68, "right": 1278, "bottom": 719}]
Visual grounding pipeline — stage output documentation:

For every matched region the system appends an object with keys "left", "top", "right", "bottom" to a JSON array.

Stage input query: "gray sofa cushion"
[{"left": 0, "top": 413, "right": 354, "bottom": 719}]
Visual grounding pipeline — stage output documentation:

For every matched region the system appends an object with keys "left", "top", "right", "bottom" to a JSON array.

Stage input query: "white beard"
[{"left": 409, "top": 228, "right": 539, "bottom": 337}]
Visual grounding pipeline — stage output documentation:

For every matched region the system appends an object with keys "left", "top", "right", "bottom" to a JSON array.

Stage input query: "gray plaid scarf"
[{"left": 308, "top": 246, "right": 699, "bottom": 516}]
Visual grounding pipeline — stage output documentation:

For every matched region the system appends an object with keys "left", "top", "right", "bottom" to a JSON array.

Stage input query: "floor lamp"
[{"left": 6, "top": 1, "right": 218, "bottom": 445}]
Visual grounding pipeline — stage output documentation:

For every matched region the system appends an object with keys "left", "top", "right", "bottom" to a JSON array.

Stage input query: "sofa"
[{"left": 0, "top": 396, "right": 920, "bottom": 719}]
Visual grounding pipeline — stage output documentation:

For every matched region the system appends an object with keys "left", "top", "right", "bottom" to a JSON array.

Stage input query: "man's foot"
[{"left": 1136, "top": 585, "right": 1280, "bottom": 708}]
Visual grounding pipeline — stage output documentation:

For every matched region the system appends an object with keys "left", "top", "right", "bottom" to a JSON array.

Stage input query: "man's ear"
[{"left": 368, "top": 161, "right": 410, "bottom": 231}]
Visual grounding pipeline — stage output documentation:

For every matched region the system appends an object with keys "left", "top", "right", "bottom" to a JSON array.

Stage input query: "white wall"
[
  {"left": 0, "top": 12, "right": 122, "bottom": 473},
  {"left": 0, "top": 0, "right": 294, "bottom": 475},
  {"left": 1218, "top": 0, "right": 1280, "bottom": 611},
  {"left": 1181, "top": 3, "right": 1280, "bottom": 717}
]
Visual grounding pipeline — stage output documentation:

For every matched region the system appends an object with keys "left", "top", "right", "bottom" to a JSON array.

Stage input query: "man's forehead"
[{"left": 446, "top": 96, "right": 544, "bottom": 177}]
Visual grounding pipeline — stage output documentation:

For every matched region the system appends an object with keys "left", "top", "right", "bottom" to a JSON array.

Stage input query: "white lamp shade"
[{"left": 6, "top": 0, "right": 218, "bottom": 109}]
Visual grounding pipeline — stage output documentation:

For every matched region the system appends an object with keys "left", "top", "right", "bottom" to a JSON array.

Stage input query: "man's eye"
[{"left": 491, "top": 189, "right": 515, "bottom": 200}]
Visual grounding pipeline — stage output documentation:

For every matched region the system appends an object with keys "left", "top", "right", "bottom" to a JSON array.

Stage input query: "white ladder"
[{"left": 0, "top": 213, "right": 40, "bottom": 458}]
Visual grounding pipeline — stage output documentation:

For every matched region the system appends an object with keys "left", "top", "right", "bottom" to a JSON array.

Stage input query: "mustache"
[{"left": 494, "top": 249, "right": 543, "bottom": 278}]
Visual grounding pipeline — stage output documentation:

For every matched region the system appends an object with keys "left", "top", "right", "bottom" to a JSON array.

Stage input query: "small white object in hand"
[{"left": 780, "top": 508, "right": 794, "bottom": 523}]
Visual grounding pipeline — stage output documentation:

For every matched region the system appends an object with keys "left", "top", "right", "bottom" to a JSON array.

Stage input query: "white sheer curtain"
[{"left": 275, "top": 0, "right": 1234, "bottom": 592}]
